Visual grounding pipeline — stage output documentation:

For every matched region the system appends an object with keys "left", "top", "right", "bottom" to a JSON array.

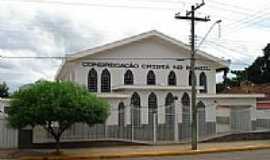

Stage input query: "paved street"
[{"left": 122, "top": 149, "right": 270, "bottom": 160}]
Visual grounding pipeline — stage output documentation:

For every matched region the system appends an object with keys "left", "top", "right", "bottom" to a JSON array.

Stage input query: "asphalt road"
[{"left": 122, "top": 149, "right": 270, "bottom": 160}]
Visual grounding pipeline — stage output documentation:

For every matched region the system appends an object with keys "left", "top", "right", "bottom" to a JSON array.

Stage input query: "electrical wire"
[
  {"left": 0, "top": 0, "right": 180, "bottom": 11},
  {"left": 223, "top": 8, "right": 270, "bottom": 33}
]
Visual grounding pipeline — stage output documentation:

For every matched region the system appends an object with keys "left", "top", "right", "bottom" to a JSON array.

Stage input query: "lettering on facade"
[{"left": 81, "top": 62, "right": 210, "bottom": 71}]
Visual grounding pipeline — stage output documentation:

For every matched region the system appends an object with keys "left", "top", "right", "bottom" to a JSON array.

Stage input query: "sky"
[{"left": 0, "top": 0, "right": 269, "bottom": 91}]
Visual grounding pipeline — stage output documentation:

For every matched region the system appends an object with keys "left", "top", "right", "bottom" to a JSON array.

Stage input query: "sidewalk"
[{"left": 20, "top": 140, "right": 270, "bottom": 160}]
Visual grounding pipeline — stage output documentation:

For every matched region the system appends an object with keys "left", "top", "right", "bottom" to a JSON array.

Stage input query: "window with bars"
[
  {"left": 131, "top": 92, "right": 141, "bottom": 126},
  {"left": 118, "top": 102, "right": 125, "bottom": 127},
  {"left": 165, "top": 93, "right": 175, "bottom": 124},
  {"left": 147, "top": 70, "right": 156, "bottom": 85},
  {"left": 88, "top": 68, "right": 98, "bottom": 92},
  {"left": 165, "top": 93, "right": 174, "bottom": 106},
  {"left": 168, "top": 71, "right": 177, "bottom": 86},
  {"left": 101, "top": 69, "right": 111, "bottom": 92},
  {"left": 182, "top": 92, "right": 190, "bottom": 106},
  {"left": 182, "top": 92, "right": 190, "bottom": 124},
  {"left": 124, "top": 70, "right": 134, "bottom": 85},
  {"left": 188, "top": 71, "right": 197, "bottom": 86},
  {"left": 199, "top": 72, "right": 207, "bottom": 93},
  {"left": 148, "top": 92, "right": 157, "bottom": 124}
]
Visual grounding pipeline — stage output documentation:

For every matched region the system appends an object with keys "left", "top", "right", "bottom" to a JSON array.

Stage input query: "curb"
[{"left": 20, "top": 145, "right": 270, "bottom": 160}]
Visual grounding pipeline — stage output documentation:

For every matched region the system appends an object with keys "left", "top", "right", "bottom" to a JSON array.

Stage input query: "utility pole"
[{"left": 175, "top": 0, "right": 210, "bottom": 150}]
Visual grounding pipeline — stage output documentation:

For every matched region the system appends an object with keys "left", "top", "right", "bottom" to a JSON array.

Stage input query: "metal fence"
[
  {"left": 3, "top": 106, "right": 270, "bottom": 148},
  {"left": 0, "top": 117, "right": 18, "bottom": 148},
  {"left": 33, "top": 104, "right": 216, "bottom": 144},
  {"left": 32, "top": 105, "right": 270, "bottom": 145}
]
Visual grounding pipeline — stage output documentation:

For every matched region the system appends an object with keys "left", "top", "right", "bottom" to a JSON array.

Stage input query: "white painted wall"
[
  {"left": 0, "top": 99, "right": 18, "bottom": 148},
  {"left": 211, "top": 98, "right": 257, "bottom": 121},
  {"left": 57, "top": 37, "right": 220, "bottom": 125},
  {"left": 216, "top": 106, "right": 230, "bottom": 133},
  {"left": 0, "top": 99, "right": 9, "bottom": 114},
  {"left": 58, "top": 37, "right": 265, "bottom": 127},
  {"left": 65, "top": 37, "right": 217, "bottom": 93},
  {"left": 256, "top": 109, "right": 270, "bottom": 119}
]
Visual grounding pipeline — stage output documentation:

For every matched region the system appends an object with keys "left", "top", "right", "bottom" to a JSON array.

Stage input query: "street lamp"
[{"left": 196, "top": 20, "right": 222, "bottom": 51}]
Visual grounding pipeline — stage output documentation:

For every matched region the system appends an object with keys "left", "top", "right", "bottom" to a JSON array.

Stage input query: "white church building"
[{"left": 48, "top": 30, "right": 264, "bottom": 143}]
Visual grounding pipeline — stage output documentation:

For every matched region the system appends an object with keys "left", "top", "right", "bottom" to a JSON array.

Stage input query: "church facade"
[{"left": 53, "top": 30, "right": 264, "bottom": 142}]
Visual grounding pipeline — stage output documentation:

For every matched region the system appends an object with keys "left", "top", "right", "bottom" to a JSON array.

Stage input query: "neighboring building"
[
  {"left": 53, "top": 30, "right": 264, "bottom": 142},
  {"left": 223, "top": 82, "right": 270, "bottom": 131},
  {"left": 0, "top": 98, "right": 10, "bottom": 115},
  {"left": 223, "top": 82, "right": 270, "bottom": 110},
  {"left": 0, "top": 98, "right": 18, "bottom": 148}
]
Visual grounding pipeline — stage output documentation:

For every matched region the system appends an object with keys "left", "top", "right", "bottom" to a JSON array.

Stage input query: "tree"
[
  {"left": 216, "top": 43, "right": 270, "bottom": 92},
  {"left": 245, "top": 43, "right": 270, "bottom": 83},
  {"left": 0, "top": 82, "right": 9, "bottom": 98},
  {"left": 7, "top": 81, "right": 109, "bottom": 153}
]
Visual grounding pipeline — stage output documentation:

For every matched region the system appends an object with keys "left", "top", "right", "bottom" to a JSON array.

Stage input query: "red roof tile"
[{"left": 257, "top": 103, "right": 270, "bottom": 109}]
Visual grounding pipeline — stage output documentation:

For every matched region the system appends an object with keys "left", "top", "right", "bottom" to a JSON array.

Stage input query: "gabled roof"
[{"left": 56, "top": 30, "right": 230, "bottom": 79}]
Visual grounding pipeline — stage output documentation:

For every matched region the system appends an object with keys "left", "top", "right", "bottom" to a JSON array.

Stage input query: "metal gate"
[{"left": 231, "top": 107, "right": 252, "bottom": 132}]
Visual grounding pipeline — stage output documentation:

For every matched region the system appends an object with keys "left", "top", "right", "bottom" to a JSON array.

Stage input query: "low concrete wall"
[{"left": 203, "top": 131, "right": 270, "bottom": 142}]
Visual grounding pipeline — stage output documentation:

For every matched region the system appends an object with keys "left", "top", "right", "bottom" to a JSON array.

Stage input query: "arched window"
[
  {"left": 131, "top": 92, "right": 140, "bottom": 106},
  {"left": 197, "top": 101, "right": 206, "bottom": 136},
  {"left": 199, "top": 72, "right": 207, "bottom": 93},
  {"left": 148, "top": 92, "right": 157, "bottom": 124},
  {"left": 188, "top": 71, "right": 192, "bottom": 86},
  {"left": 165, "top": 93, "right": 175, "bottom": 125},
  {"left": 181, "top": 92, "right": 190, "bottom": 106},
  {"left": 131, "top": 92, "right": 141, "bottom": 126},
  {"left": 101, "top": 69, "right": 111, "bottom": 92},
  {"left": 181, "top": 92, "right": 191, "bottom": 139},
  {"left": 124, "top": 70, "right": 134, "bottom": 85},
  {"left": 147, "top": 70, "right": 156, "bottom": 85},
  {"left": 188, "top": 71, "right": 196, "bottom": 86},
  {"left": 168, "top": 71, "right": 177, "bottom": 86},
  {"left": 118, "top": 102, "right": 125, "bottom": 127},
  {"left": 88, "top": 68, "right": 97, "bottom": 92},
  {"left": 165, "top": 93, "right": 174, "bottom": 106}
]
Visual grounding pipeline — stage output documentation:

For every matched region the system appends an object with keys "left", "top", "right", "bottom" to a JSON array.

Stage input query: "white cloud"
[{"left": 0, "top": 0, "right": 269, "bottom": 90}]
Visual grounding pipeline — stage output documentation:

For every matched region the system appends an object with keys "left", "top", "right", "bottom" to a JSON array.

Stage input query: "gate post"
[
  {"left": 131, "top": 106, "right": 134, "bottom": 142},
  {"left": 104, "top": 123, "right": 107, "bottom": 139},
  {"left": 174, "top": 109, "right": 179, "bottom": 142},
  {"left": 153, "top": 113, "right": 157, "bottom": 144}
]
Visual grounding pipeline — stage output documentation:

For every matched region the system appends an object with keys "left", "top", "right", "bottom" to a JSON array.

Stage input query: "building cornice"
[
  {"left": 96, "top": 93, "right": 130, "bottom": 99},
  {"left": 198, "top": 93, "right": 265, "bottom": 99},
  {"left": 112, "top": 84, "right": 204, "bottom": 91}
]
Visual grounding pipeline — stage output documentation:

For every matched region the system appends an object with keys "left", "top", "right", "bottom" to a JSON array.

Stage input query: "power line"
[
  {"left": 201, "top": 42, "right": 254, "bottom": 66},
  {"left": 230, "top": 12, "right": 270, "bottom": 32},
  {"left": 206, "top": 3, "right": 252, "bottom": 16},
  {"left": 207, "top": 0, "right": 253, "bottom": 12},
  {"left": 197, "top": 36, "right": 264, "bottom": 45},
  {"left": 1, "top": 0, "right": 269, "bottom": 36},
  {"left": 0, "top": 56, "right": 222, "bottom": 62},
  {"left": 0, "top": 56, "right": 192, "bottom": 61},
  {"left": 203, "top": 40, "right": 259, "bottom": 57},
  {"left": 0, "top": 0, "right": 180, "bottom": 11},
  {"left": 223, "top": 7, "right": 270, "bottom": 33},
  {"left": 0, "top": 53, "right": 252, "bottom": 70},
  {"left": 0, "top": 55, "right": 233, "bottom": 65}
]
